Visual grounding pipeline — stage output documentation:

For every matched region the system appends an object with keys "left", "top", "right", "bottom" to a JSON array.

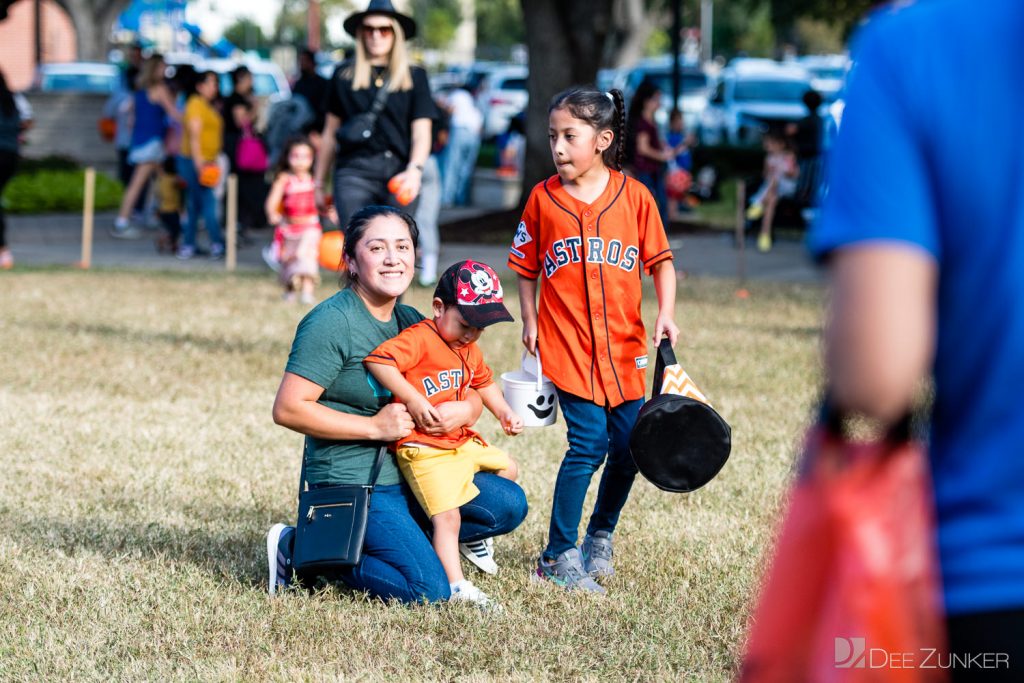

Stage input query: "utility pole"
[
  {"left": 308, "top": 0, "right": 321, "bottom": 50},
  {"left": 700, "top": 0, "right": 713, "bottom": 64},
  {"left": 34, "top": 0, "right": 42, "bottom": 67},
  {"left": 670, "top": 0, "right": 682, "bottom": 115}
]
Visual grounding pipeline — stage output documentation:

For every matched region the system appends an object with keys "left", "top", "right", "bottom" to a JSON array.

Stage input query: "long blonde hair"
[
  {"left": 346, "top": 16, "right": 413, "bottom": 92},
  {"left": 136, "top": 54, "right": 165, "bottom": 90}
]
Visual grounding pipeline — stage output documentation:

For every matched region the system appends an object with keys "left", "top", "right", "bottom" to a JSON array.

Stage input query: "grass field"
[{"left": 0, "top": 268, "right": 824, "bottom": 681}]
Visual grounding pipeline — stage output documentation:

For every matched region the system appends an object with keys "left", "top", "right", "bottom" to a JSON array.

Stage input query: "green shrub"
[
  {"left": 477, "top": 140, "right": 498, "bottom": 168},
  {"left": 15, "top": 154, "right": 82, "bottom": 173},
  {"left": 3, "top": 168, "right": 123, "bottom": 214}
]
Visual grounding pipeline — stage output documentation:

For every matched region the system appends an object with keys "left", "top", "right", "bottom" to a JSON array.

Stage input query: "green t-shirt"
[{"left": 284, "top": 287, "right": 423, "bottom": 486}]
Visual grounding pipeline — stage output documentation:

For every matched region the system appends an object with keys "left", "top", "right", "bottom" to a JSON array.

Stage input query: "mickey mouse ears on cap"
[
  {"left": 344, "top": 0, "right": 417, "bottom": 40},
  {"left": 434, "top": 260, "right": 515, "bottom": 328}
]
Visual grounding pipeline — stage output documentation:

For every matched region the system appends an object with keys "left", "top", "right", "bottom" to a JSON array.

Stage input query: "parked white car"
[
  {"left": 698, "top": 58, "right": 817, "bottom": 147},
  {"left": 34, "top": 62, "right": 121, "bottom": 93},
  {"left": 798, "top": 54, "right": 850, "bottom": 103},
  {"left": 474, "top": 65, "right": 528, "bottom": 139}
]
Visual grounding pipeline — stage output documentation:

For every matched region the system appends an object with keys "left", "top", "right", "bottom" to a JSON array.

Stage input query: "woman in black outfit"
[
  {"left": 313, "top": 0, "right": 434, "bottom": 231},
  {"left": 223, "top": 65, "right": 267, "bottom": 231}
]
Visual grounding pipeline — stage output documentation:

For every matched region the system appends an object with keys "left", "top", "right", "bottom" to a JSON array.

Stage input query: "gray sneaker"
[
  {"left": 534, "top": 547, "right": 606, "bottom": 594},
  {"left": 580, "top": 530, "right": 614, "bottom": 578}
]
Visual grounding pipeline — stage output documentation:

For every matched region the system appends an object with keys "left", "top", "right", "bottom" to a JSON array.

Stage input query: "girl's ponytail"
[{"left": 610, "top": 89, "right": 626, "bottom": 171}]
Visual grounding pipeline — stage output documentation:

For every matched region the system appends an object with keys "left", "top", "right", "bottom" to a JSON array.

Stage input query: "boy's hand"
[
  {"left": 652, "top": 313, "right": 680, "bottom": 347},
  {"left": 500, "top": 411, "right": 524, "bottom": 436},
  {"left": 407, "top": 395, "right": 442, "bottom": 431},
  {"left": 521, "top": 319, "right": 537, "bottom": 354}
]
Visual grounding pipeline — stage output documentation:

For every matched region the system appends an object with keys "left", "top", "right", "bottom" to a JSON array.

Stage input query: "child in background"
[
  {"left": 508, "top": 87, "right": 679, "bottom": 593},
  {"left": 665, "top": 110, "right": 697, "bottom": 219},
  {"left": 155, "top": 156, "right": 183, "bottom": 254},
  {"left": 364, "top": 260, "right": 523, "bottom": 610},
  {"left": 665, "top": 109, "right": 694, "bottom": 174},
  {"left": 746, "top": 129, "right": 799, "bottom": 252},
  {"left": 264, "top": 138, "right": 323, "bottom": 304}
]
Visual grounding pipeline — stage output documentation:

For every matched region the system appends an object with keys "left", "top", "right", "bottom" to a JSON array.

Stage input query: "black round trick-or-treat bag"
[{"left": 629, "top": 341, "right": 732, "bottom": 493}]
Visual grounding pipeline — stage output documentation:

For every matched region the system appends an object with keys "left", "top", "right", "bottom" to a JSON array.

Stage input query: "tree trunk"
[
  {"left": 519, "top": 0, "right": 614, "bottom": 200},
  {"left": 608, "top": 0, "right": 668, "bottom": 69},
  {"left": 58, "top": 0, "right": 130, "bottom": 61}
]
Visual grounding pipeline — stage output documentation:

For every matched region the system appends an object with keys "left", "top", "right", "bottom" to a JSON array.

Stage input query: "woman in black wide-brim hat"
[{"left": 313, "top": 0, "right": 435, "bottom": 231}]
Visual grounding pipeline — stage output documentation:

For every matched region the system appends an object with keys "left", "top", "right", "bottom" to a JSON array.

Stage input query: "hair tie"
[{"left": 605, "top": 91, "right": 614, "bottom": 102}]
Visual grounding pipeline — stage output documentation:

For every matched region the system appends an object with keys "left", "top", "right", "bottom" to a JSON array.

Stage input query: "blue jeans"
[
  {"left": 442, "top": 125, "right": 480, "bottom": 206},
  {"left": 177, "top": 156, "right": 223, "bottom": 249},
  {"left": 332, "top": 151, "right": 413, "bottom": 233},
  {"left": 636, "top": 169, "right": 668, "bottom": 225},
  {"left": 412, "top": 155, "right": 441, "bottom": 266},
  {"left": 544, "top": 390, "right": 644, "bottom": 559},
  {"left": 294, "top": 473, "right": 527, "bottom": 604}
]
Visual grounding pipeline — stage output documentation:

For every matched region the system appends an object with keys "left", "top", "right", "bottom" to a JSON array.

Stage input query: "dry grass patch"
[{"left": 0, "top": 268, "right": 824, "bottom": 681}]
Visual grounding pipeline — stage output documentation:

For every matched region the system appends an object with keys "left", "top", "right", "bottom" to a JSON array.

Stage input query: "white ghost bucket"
[{"left": 501, "top": 350, "right": 558, "bottom": 427}]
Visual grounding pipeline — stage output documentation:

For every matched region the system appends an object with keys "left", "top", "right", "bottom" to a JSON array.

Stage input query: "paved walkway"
[{"left": 5, "top": 209, "right": 822, "bottom": 283}]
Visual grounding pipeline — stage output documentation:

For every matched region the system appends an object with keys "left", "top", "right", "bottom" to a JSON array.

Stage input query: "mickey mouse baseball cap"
[{"left": 434, "top": 260, "right": 515, "bottom": 328}]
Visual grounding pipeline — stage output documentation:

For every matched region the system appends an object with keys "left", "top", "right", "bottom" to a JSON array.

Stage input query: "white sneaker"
[
  {"left": 266, "top": 523, "right": 294, "bottom": 595},
  {"left": 460, "top": 538, "right": 498, "bottom": 575},
  {"left": 449, "top": 580, "right": 502, "bottom": 611},
  {"left": 261, "top": 244, "right": 281, "bottom": 272},
  {"left": 418, "top": 253, "right": 438, "bottom": 286}
]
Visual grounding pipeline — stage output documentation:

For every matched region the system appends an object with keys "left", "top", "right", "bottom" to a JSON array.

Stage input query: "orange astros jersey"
[
  {"left": 365, "top": 319, "right": 494, "bottom": 449},
  {"left": 507, "top": 171, "right": 673, "bottom": 407}
]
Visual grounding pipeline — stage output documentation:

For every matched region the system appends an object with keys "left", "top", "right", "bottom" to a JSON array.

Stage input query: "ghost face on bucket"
[{"left": 527, "top": 392, "right": 556, "bottom": 420}]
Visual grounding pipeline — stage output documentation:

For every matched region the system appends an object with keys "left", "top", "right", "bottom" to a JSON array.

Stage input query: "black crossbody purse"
[
  {"left": 292, "top": 443, "right": 388, "bottom": 576},
  {"left": 336, "top": 76, "right": 391, "bottom": 147}
]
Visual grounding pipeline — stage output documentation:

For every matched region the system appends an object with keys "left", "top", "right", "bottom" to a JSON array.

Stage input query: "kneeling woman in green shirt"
[{"left": 266, "top": 205, "right": 528, "bottom": 601}]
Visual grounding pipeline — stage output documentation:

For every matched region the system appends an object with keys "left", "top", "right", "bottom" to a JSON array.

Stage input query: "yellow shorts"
[{"left": 396, "top": 439, "right": 511, "bottom": 518}]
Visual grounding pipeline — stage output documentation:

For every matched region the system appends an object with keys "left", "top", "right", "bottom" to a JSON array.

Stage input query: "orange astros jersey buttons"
[{"left": 508, "top": 171, "right": 672, "bottom": 407}]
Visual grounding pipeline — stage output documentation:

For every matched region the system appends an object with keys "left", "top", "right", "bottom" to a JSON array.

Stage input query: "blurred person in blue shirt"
[{"left": 811, "top": 0, "right": 1024, "bottom": 674}]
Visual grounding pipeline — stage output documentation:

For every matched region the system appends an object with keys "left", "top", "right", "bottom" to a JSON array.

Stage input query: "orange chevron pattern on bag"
[{"left": 661, "top": 365, "right": 710, "bottom": 405}]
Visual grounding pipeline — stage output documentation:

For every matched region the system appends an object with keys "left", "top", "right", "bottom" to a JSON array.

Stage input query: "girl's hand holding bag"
[{"left": 740, "top": 403, "right": 947, "bottom": 683}]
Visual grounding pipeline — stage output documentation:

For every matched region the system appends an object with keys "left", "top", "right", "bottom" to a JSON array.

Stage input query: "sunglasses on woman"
[{"left": 362, "top": 24, "right": 394, "bottom": 37}]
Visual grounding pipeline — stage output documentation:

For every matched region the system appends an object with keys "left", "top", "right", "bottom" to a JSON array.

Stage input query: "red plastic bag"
[{"left": 741, "top": 422, "right": 947, "bottom": 683}]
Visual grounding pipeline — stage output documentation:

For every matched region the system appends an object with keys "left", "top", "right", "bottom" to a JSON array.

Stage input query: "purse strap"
[
  {"left": 651, "top": 339, "right": 678, "bottom": 400},
  {"left": 297, "top": 442, "right": 389, "bottom": 500},
  {"left": 365, "top": 76, "right": 392, "bottom": 124}
]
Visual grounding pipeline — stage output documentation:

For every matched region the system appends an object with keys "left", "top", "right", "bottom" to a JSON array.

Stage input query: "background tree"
[
  {"left": 223, "top": 17, "right": 269, "bottom": 52},
  {"left": 769, "top": 0, "right": 877, "bottom": 43},
  {"left": 606, "top": 0, "right": 670, "bottom": 68},
  {"left": 476, "top": 0, "right": 524, "bottom": 55},
  {"left": 274, "top": 0, "right": 353, "bottom": 50},
  {"left": 408, "top": 0, "right": 460, "bottom": 51},
  {"left": 519, "top": 0, "right": 614, "bottom": 194},
  {"left": 56, "top": 0, "right": 132, "bottom": 61}
]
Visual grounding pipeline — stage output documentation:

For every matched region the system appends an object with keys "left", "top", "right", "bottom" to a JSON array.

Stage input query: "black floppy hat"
[{"left": 344, "top": 0, "right": 417, "bottom": 40}]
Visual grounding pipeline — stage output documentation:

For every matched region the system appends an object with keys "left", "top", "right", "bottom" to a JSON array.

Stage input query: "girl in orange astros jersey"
[{"left": 508, "top": 87, "right": 679, "bottom": 593}]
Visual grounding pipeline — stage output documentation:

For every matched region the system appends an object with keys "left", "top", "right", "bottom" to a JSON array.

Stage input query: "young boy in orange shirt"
[{"left": 364, "top": 259, "right": 523, "bottom": 609}]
